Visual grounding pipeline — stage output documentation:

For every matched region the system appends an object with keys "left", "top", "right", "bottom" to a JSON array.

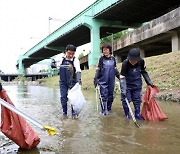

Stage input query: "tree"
[
  {"left": 78, "top": 53, "right": 84, "bottom": 59},
  {"left": 101, "top": 30, "right": 129, "bottom": 45}
]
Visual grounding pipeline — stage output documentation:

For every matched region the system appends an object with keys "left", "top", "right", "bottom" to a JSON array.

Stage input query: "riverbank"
[
  {"left": 38, "top": 51, "right": 180, "bottom": 102},
  {"left": 4, "top": 50, "right": 180, "bottom": 102}
]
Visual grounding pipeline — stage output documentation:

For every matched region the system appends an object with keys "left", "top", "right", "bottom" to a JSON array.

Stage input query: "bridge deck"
[{"left": 17, "top": 0, "right": 180, "bottom": 71}]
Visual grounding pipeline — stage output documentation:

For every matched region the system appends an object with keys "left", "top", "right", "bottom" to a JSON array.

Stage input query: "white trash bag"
[{"left": 68, "top": 83, "right": 86, "bottom": 116}]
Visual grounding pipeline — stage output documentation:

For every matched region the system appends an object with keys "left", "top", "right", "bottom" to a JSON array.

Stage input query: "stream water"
[{"left": 0, "top": 85, "right": 180, "bottom": 154}]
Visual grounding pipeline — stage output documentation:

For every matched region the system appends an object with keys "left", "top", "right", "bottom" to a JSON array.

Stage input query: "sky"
[{"left": 0, "top": 0, "right": 96, "bottom": 73}]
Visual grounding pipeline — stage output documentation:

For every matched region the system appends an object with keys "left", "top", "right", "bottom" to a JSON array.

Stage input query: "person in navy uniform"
[
  {"left": 119, "top": 48, "right": 153, "bottom": 120},
  {"left": 94, "top": 42, "right": 120, "bottom": 116},
  {"left": 51, "top": 44, "right": 81, "bottom": 118}
]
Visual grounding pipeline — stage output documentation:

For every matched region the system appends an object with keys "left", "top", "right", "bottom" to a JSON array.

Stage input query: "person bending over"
[{"left": 120, "top": 48, "right": 153, "bottom": 120}]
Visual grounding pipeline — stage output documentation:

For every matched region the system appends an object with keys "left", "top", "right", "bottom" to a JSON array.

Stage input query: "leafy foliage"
[
  {"left": 101, "top": 30, "right": 128, "bottom": 45},
  {"left": 78, "top": 53, "right": 84, "bottom": 59}
]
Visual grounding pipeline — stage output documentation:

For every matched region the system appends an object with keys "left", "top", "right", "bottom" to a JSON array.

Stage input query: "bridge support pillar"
[
  {"left": 84, "top": 17, "right": 129, "bottom": 68},
  {"left": 18, "top": 56, "right": 26, "bottom": 76},
  {"left": 48, "top": 64, "right": 53, "bottom": 77},
  {"left": 88, "top": 22, "right": 101, "bottom": 67},
  {"left": 138, "top": 47, "right": 145, "bottom": 58},
  {"left": 172, "top": 31, "right": 180, "bottom": 52},
  {"left": 8, "top": 76, "right": 10, "bottom": 82},
  {"left": 115, "top": 55, "right": 122, "bottom": 63}
]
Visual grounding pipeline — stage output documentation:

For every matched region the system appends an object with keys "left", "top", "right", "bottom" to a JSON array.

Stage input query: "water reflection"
[{"left": 0, "top": 85, "right": 180, "bottom": 154}]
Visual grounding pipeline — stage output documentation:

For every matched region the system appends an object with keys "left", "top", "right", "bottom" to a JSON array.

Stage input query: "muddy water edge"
[{"left": 0, "top": 85, "right": 180, "bottom": 154}]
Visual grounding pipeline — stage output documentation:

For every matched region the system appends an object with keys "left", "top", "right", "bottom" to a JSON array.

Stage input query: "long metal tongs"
[
  {"left": 124, "top": 97, "right": 141, "bottom": 128},
  {"left": 0, "top": 98, "right": 56, "bottom": 135},
  {"left": 96, "top": 85, "right": 105, "bottom": 112},
  {"left": 118, "top": 83, "right": 140, "bottom": 128}
]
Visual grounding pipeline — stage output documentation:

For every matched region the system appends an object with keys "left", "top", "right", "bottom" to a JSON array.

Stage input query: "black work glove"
[
  {"left": 0, "top": 83, "right": 2, "bottom": 91},
  {"left": 76, "top": 72, "right": 82, "bottom": 85},
  {"left": 94, "top": 70, "right": 100, "bottom": 88},
  {"left": 141, "top": 70, "right": 153, "bottom": 87},
  {"left": 148, "top": 83, "right": 154, "bottom": 88},
  {"left": 115, "top": 68, "right": 120, "bottom": 80},
  {"left": 120, "top": 78, "right": 127, "bottom": 97},
  {"left": 94, "top": 78, "right": 99, "bottom": 88}
]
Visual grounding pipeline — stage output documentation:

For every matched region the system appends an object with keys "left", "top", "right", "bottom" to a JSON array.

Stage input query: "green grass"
[
  {"left": 38, "top": 76, "right": 59, "bottom": 88},
  {"left": 39, "top": 51, "right": 180, "bottom": 92}
]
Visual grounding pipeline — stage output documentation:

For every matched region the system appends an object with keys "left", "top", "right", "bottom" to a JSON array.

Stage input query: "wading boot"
[
  {"left": 71, "top": 106, "right": 78, "bottom": 119},
  {"left": 134, "top": 105, "right": 144, "bottom": 120},
  {"left": 101, "top": 101, "right": 107, "bottom": 116},
  {"left": 107, "top": 101, "right": 113, "bottom": 114},
  {"left": 123, "top": 106, "right": 130, "bottom": 119},
  {"left": 62, "top": 112, "right": 68, "bottom": 119},
  {"left": 62, "top": 103, "right": 67, "bottom": 118}
]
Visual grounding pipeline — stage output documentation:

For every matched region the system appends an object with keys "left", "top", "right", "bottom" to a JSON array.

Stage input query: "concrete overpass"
[
  {"left": 113, "top": 6, "right": 180, "bottom": 62},
  {"left": 16, "top": 0, "right": 180, "bottom": 75},
  {"left": 0, "top": 73, "right": 48, "bottom": 82},
  {"left": 77, "top": 6, "right": 180, "bottom": 70}
]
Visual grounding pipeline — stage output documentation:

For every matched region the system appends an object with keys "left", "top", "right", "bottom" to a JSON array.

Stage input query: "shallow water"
[{"left": 0, "top": 85, "right": 180, "bottom": 154}]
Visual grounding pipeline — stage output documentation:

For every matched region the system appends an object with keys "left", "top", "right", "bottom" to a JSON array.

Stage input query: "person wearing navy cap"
[{"left": 119, "top": 48, "right": 153, "bottom": 120}]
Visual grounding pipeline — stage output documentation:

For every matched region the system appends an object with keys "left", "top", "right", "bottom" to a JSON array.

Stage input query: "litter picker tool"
[
  {"left": 0, "top": 98, "right": 56, "bottom": 135},
  {"left": 118, "top": 83, "right": 140, "bottom": 128},
  {"left": 95, "top": 86, "right": 99, "bottom": 111},
  {"left": 125, "top": 97, "right": 141, "bottom": 128},
  {"left": 96, "top": 85, "right": 105, "bottom": 112}
]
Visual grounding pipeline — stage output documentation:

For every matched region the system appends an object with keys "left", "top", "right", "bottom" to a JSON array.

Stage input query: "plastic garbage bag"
[
  {"left": 0, "top": 88, "right": 40, "bottom": 149},
  {"left": 141, "top": 85, "right": 167, "bottom": 121},
  {"left": 68, "top": 83, "right": 85, "bottom": 116}
]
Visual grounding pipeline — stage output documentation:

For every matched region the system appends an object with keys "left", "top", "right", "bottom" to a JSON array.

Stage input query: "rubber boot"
[
  {"left": 62, "top": 107, "right": 68, "bottom": 119},
  {"left": 134, "top": 105, "right": 144, "bottom": 120},
  {"left": 71, "top": 106, "right": 77, "bottom": 119},
  {"left": 62, "top": 112, "right": 68, "bottom": 119},
  {"left": 101, "top": 101, "right": 107, "bottom": 116},
  {"left": 123, "top": 106, "right": 130, "bottom": 119},
  {"left": 62, "top": 103, "right": 67, "bottom": 118},
  {"left": 107, "top": 101, "right": 112, "bottom": 113}
]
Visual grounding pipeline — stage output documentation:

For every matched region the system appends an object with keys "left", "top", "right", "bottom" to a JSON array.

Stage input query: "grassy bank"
[{"left": 39, "top": 51, "right": 180, "bottom": 94}]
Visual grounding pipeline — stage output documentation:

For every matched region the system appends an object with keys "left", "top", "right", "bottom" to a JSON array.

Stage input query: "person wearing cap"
[
  {"left": 94, "top": 42, "right": 120, "bottom": 116},
  {"left": 119, "top": 48, "right": 153, "bottom": 120},
  {"left": 51, "top": 44, "right": 82, "bottom": 118}
]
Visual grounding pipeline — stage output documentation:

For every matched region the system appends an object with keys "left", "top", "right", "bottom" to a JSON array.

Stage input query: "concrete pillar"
[
  {"left": 140, "top": 49, "right": 145, "bottom": 58},
  {"left": 115, "top": 55, "right": 122, "bottom": 63},
  {"left": 18, "top": 56, "right": 25, "bottom": 76},
  {"left": 83, "top": 17, "right": 125, "bottom": 68},
  {"left": 8, "top": 76, "right": 10, "bottom": 82},
  {"left": 172, "top": 32, "right": 180, "bottom": 52},
  {"left": 138, "top": 46, "right": 145, "bottom": 58},
  {"left": 47, "top": 64, "right": 52, "bottom": 77},
  {"left": 88, "top": 24, "right": 101, "bottom": 67}
]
